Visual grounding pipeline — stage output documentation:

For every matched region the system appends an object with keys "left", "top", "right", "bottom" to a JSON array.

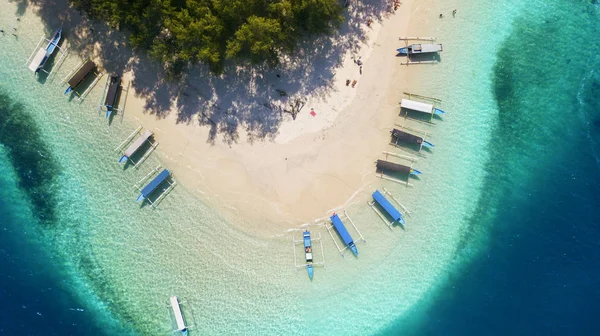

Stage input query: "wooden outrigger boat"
[
  {"left": 104, "top": 75, "right": 121, "bottom": 118},
  {"left": 137, "top": 168, "right": 171, "bottom": 202},
  {"left": 169, "top": 296, "right": 188, "bottom": 336},
  {"left": 369, "top": 188, "right": 410, "bottom": 230},
  {"left": 397, "top": 43, "right": 443, "bottom": 55},
  {"left": 303, "top": 231, "right": 314, "bottom": 279},
  {"left": 376, "top": 159, "right": 421, "bottom": 176},
  {"left": 330, "top": 213, "right": 358, "bottom": 256},
  {"left": 64, "top": 60, "right": 97, "bottom": 95},
  {"left": 401, "top": 98, "right": 445, "bottom": 116},
  {"left": 28, "top": 27, "right": 62, "bottom": 74},
  {"left": 119, "top": 130, "right": 153, "bottom": 164},
  {"left": 293, "top": 229, "right": 325, "bottom": 279},
  {"left": 391, "top": 128, "right": 434, "bottom": 149}
]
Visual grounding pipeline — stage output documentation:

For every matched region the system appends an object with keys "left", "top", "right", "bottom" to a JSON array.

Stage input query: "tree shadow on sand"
[{"left": 22, "top": 0, "right": 394, "bottom": 145}]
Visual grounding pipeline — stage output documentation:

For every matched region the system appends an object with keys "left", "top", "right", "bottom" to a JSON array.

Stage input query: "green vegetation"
[{"left": 71, "top": 0, "right": 344, "bottom": 74}]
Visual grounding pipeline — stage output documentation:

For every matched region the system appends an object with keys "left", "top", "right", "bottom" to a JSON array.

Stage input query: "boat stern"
[
  {"left": 119, "top": 155, "right": 129, "bottom": 164},
  {"left": 422, "top": 140, "right": 435, "bottom": 148},
  {"left": 433, "top": 107, "right": 446, "bottom": 115},
  {"left": 136, "top": 194, "right": 145, "bottom": 203},
  {"left": 396, "top": 47, "right": 408, "bottom": 54},
  {"left": 349, "top": 243, "right": 358, "bottom": 256},
  {"left": 409, "top": 169, "right": 422, "bottom": 176},
  {"left": 398, "top": 216, "right": 406, "bottom": 226}
]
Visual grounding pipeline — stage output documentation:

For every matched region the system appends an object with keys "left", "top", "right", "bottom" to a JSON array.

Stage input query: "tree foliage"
[{"left": 70, "top": 0, "right": 344, "bottom": 74}]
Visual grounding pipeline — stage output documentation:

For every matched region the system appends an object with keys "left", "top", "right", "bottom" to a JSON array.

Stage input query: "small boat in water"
[
  {"left": 64, "top": 60, "right": 97, "bottom": 95},
  {"left": 330, "top": 213, "right": 358, "bottom": 256},
  {"left": 137, "top": 169, "right": 171, "bottom": 202},
  {"left": 391, "top": 128, "right": 434, "bottom": 148},
  {"left": 28, "top": 27, "right": 62, "bottom": 74},
  {"left": 303, "top": 231, "right": 314, "bottom": 280},
  {"left": 376, "top": 159, "right": 422, "bottom": 176},
  {"left": 397, "top": 43, "right": 443, "bottom": 55},
  {"left": 104, "top": 75, "right": 121, "bottom": 118},
  {"left": 169, "top": 296, "right": 188, "bottom": 336}
]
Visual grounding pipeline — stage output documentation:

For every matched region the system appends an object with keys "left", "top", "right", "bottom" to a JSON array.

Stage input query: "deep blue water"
[
  {"left": 385, "top": 1, "right": 600, "bottom": 334},
  {"left": 0, "top": 180, "right": 108, "bottom": 335}
]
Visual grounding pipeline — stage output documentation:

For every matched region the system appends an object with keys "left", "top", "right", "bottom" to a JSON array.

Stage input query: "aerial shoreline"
[{"left": 118, "top": 0, "right": 435, "bottom": 229}]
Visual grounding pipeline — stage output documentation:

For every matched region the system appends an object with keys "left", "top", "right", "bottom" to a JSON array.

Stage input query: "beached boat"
[
  {"left": 401, "top": 98, "right": 445, "bottom": 115},
  {"left": 104, "top": 75, "right": 121, "bottom": 118},
  {"left": 397, "top": 43, "right": 443, "bottom": 55},
  {"left": 330, "top": 213, "right": 358, "bottom": 256},
  {"left": 391, "top": 128, "right": 434, "bottom": 148},
  {"left": 28, "top": 27, "right": 62, "bottom": 74},
  {"left": 376, "top": 159, "right": 421, "bottom": 176},
  {"left": 137, "top": 169, "right": 170, "bottom": 202},
  {"left": 303, "top": 231, "right": 314, "bottom": 280},
  {"left": 169, "top": 296, "right": 188, "bottom": 336},
  {"left": 64, "top": 60, "right": 96, "bottom": 95}
]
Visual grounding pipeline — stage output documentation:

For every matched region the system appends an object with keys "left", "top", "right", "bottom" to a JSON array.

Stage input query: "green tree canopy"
[{"left": 70, "top": 0, "right": 344, "bottom": 75}]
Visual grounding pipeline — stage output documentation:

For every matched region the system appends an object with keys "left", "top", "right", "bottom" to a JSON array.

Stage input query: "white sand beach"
[{"left": 114, "top": 0, "right": 439, "bottom": 230}]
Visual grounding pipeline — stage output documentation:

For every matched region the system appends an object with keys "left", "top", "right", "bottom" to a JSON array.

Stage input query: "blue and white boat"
[
  {"left": 330, "top": 213, "right": 358, "bottom": 256},
  {"left": 28, "top": 27, "right": 62, "bottom": 74},
  {"left": 137, "top": 169, "right": 171, "bottom": 202},
  {"left": 397, "top": 43, "right": 443, "bottom": 55},
  {"left": 303, "top": 231, "right": 314, "bottom": 280}
]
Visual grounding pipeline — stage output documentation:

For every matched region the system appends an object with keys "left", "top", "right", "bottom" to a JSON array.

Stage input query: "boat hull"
[
  {"left": 422, "top": 140, "right": 435, "bottom": 148},
  {"left": 409, "top": 169, "right": 422, "bottom": 175},
  {"left": 64, "top": 87, "right": 73, "bottom": 95},
  {"left": 119, "top": 155, "right": 128, "bottom": 164},
  {"left": 307, "top": 265, "right": 314, "bottom": 280},
  {"left": 349, "top": 243, "right": 358, "bottom": 256}
]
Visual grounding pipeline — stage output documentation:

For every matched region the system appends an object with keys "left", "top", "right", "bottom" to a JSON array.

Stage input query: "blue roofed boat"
[
  {"left": 330, "top": 213, "right": 358, "bottom": 256},
  {"left": 303, "top": 231, "right": 314, "bottom": 280},
  {"left": 137, "top": 169, "right": 170, "bottom": 202},
  {"left": 28, "top": 27, "right": 62, "bottom": 74},
  {"left": 372, "top": 190, "right": 405, "bottom": 225}
]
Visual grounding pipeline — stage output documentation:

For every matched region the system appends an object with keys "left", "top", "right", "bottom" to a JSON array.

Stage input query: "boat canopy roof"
[
  {"left": 104, "top": 75, "right": 121, "bottom": 107},
  {"left": 124, "top": 130, "right": 153, "bottom": 157},
  {"left": 401, "top": 98, "right": 434, "bottom": 114},
  {"left": 169, "top": 296, "right": 187, "bottom": 332},
  {"left": 28, "top": 48, "right": 47, "bottom": 72},
  {"left": 68, "top": 60, "right": 96, "bottom": 88},
  {"left": 376, "top": 159, "right": 412, "bottom": 175},
  {"left": 413, "top": 44, "right": 443, "bottom": 53},
  {"left": 141, "top": 169, "right": 170, "bottom": 198},
  {"left": 330, "top": 214, "right": 354, "bottom": 246},
  {"left": 392, "top": 128, "right": 423, "bottom": 144},
  {"left": 303, "top": 231, "right": 311, "bottom": 246},
  {"left": 372, "top": 190, "right": 403, "bottom": 223}
]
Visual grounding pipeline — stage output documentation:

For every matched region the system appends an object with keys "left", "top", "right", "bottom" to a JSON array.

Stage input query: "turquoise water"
[{"left": 2, "top": 0, "right": 598, "bottom": 334}]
